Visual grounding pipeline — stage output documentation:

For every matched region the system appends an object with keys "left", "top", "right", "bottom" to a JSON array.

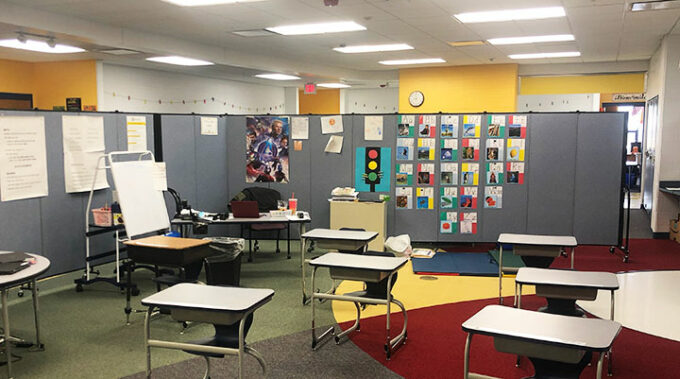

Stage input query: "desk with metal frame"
[
  {"left": 172, "top": 212, "right": 311, "bottom": 262},
  {"left": 300, "top": 229, "right": 378, "bottom": 305},
  {"left": 497, "top": 233, "right": 578, "bottom": 304},
  {"left": 462, "top": 305, "right": 621, "bottom": 379},
  {"left": 309, "top": 253, "right": 408, "bottom": 360},
  {"left": 141, "top": 283, "right": 274, "bottom": 379},
  {"left": 0, "top": 253, "right": 50, "bottom": 379}
]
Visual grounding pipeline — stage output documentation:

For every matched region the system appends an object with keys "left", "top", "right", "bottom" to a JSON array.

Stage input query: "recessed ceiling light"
[
  {"left": 0, "top": 39, "right": 85, "bottom": 53},
  {"left": 448, "top": 40, "right": 486, "bottom": 47},
  {"left": 255, "top": 73, "right": 301, "bottom": 80},
  {"left": 333, "top": 43, "right": 413, "bottom": 53},
  {"left": 98, "top": 49, "right": 141, "bottom": 55},
  {"left": 379, "top": 58, "right": 445, "bottom": 65},
  {"left": 161, "top": 0, "right": 262, "bottom": 6},
  {"left": 508, "top": 51, "right": 580, "bottom": 59},
  {"left": 317, "top": 83, "right": 351, "bottom": 88},
  {"left": 266, "top": 21, "right": 366, "bottom": 36},
  {"left": 453, "top": 6, "right": 565, "bottom": 23},
  {"left": 488, "top": 34, "right": 575, "bottom": 45},
  {"left": 631, "top": 0, "right": 680, "bottom": 11},
  {"left": 232, "top": 29, "right": 275, "bottom": 37},
  {"left": 146, "top": 56, "right": 214, "bottom": 66}
]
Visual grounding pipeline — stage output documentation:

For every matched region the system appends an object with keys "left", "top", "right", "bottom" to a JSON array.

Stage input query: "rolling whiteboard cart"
[{"left": 329, "top": 200, "right": 387, "bottom": 252}]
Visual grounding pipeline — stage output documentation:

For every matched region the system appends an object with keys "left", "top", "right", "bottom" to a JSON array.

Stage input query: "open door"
[{"left": 642, "top": 96, "right": 659, "bottom": 214}]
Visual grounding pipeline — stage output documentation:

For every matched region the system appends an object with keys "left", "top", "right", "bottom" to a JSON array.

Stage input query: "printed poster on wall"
[
  {"left": 440, "top": 115, "right": 458, "bottom": 138},
  {"left": 397, "top": 138, "right": 414, "bottom": 160},
  {"left": 246, "top": 116, "right": 290, "bottom": 183},
  {"left": 485, "top": 139, "right": 504, "bottom": 161},
  {"left": 364, "top": 115, "right": 383, "bottom": 141},
  {"left": 356, "top": 147, "right": 391, "bottom": 192},
  {"left": 440, "top": 163, "right": 458, "bottom": 186},
  {"left": 506, "top": 162, "right": 525, "bottom": 184},
  {"left": 396, "top": 187, "right": 412, "bottom": 209},
  {"left": 291, "top": 117, "right": 309, "bottom": 140},
  {"left": 462, "top": 115, "right": 481, "bottom": 138},
  {"left": 321, "top": 115, "right": 343, "bottom": 134},
  {"left": 396, "top": 163, "right": 413, "bottom": 186},
  {"left": 440, "top": 212, "right": 458, "bottom": 234},
  {"left": 417, "top": 138, "right": 435, "bottom": 160},
  {"left": 460, "top": 212, "right": 477, "bottom": 234},
  {"left": 0, "top": 116, "right": 49, "bottom": 201},
  {"left": 440, "top": 187, "right": 458, "bottom": 209},
  {"left": 487, "top": 115, "right": 506, "bottom": 137},
  {"left": 440, "top": 139, "right": 458, "bottom": 161},
  {"left": 484, "top": 186, "right": 503, "bottom": 208},
  {"left": 507, "top": 139, "right": 525, "bottom": 161},
  {"left": 417, "top": 163, "right": 434, "bottom": 186},
  {"left": 62, "top": 115, "right": 108, "bottom": 193},
  {"left": 486, "top": 162, "right": 504, "bottom": 185},
  {"left": 126, "top": 115, "right": 147, "bottom": 152},
  {"left": 397, "top": 115, "right": 415, "bottom": 138},
  {"left": 416, "top": 187, "right": 434, "bottom": 209},
  {"left": 508, "top": 115, "right": 527, "bottom": 138},
  {"left": 461, "top": 163, "right": 479, "bottom": 185},
  {"left": 418, "top": 115, "right": 436, "bottom": 137},
  {"left": 460, "top": 187, "right": 478, "bottom": 208},
  {"left": 462, "top": 139, "right": 479, "bottom": 161}
]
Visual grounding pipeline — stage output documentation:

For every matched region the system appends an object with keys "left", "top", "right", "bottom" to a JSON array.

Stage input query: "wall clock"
[{"left": 409, "top": 90, "right": 424, "bottom": 107}]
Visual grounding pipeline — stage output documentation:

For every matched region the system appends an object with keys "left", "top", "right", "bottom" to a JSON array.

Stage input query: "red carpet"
[{"left": 340, "top": 295, "right": 680, "bottom": 378}]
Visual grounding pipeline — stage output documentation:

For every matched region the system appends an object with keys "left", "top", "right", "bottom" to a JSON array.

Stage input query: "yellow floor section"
[{"left": 332, "top": 260, "right": 534, "bottom": 323}]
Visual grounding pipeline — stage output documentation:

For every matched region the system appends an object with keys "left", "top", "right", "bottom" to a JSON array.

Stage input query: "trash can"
[{"left": 202, "top": 237, "right": 245, "bottom": 286}]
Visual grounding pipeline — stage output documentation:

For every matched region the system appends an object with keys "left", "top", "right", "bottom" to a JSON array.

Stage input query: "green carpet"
[{"left": 487, "top": 249, "right": 525, "bottom": 271}]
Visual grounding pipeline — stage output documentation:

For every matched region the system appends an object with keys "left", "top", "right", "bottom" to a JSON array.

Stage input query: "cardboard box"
[{"left": 670, "top": 218, "right": 680, "bottom": 243}]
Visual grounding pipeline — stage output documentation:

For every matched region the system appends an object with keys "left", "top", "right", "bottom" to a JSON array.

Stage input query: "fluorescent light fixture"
[
  {"left": 255, "top": 73, "right": 301, "bottom": 80},
  {"left": 632, "top": 0, "right": 680, "bottom": 11},
  {"left": 509, "top": 51, "right": 580, "bottom": 59},
  {"left": 454, "top": 6, "right": 565, "bottom": 23},
  {"left": 379, "top": 58, "right": 445, "bottom": 65},
  {"left": 161, "top": 0, "right": 262, "bottom": 6},
  {"left": 146, "top": 56, "right": 214, "bottom": 66},
  {"left": 232, "top": 29, "right": 275, "bottom": 37},
  {"left": 488, "top": 34, "right": 574, "bottom": 45},
  {"left": 448, "top": 40, "right": 486, "bottom": 47},
  {"left": 317, "top": 83, "right": 351, "bottom": 88},
  {"left": 266, "top": 21, "right": 366, "bottom": 36},
  {"left": 333, "top": 43, "right": 413, "bottom": 53},
  {"left": 0, "top": 38, "right": 85, "bottom": 54}
]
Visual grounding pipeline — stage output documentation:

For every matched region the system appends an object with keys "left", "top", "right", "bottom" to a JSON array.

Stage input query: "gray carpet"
[
  {"left": 627, "top": 208, "right": 654, "bottom": 239},
  {"left": 121, "top": 328, "right": 402, "bottom": 379}
]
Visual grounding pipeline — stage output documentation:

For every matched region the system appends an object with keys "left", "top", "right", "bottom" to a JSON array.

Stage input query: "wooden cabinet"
[{"left": 329, "top": 201, "right": 386, "bottom": 251}]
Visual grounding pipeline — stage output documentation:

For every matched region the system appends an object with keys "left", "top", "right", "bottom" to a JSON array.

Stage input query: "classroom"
[{"left": 0, "top": 1, "right": 679, "bottom": 378}]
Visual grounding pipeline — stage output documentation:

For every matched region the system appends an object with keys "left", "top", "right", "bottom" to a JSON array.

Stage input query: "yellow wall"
[
  {"left": 520, "top": 73, "right": 645, "bottom": 95},
  {"left": 399, "top": 64, "right": 518, "bottom": 113},
  {"left": 298, "top": 89, "right": 340, "bottom": 114},
  {"left": 0, "top": 58, "right": 97, "bottom": 110}
]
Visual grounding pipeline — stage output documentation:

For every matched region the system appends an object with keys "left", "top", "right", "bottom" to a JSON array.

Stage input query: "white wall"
[
  {"left": 98, "top": 63, "right": 286, "bottom": 114},
  {"left": 517, "top": 93, "right": 600, "bottom": 112},
  {"left": 342, "top": 87, "right": 399, "bottom": 114}
]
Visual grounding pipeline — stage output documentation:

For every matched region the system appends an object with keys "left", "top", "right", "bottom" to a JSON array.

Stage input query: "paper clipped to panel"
[
  {"left": 153, "top": 162, "right": 168, "bottom": 191},
  {"left": 325, "top": 135, "right": 343, "bottom": 154},
  {"left": 200, "top": 117, "right": 218, "bottom": 135},
  {"left": 126, "top": 116, "right": 147, "bottom": 152},
  {"left": 110, "top": 160, "right": 170, "bottom": 238},
  {"left": 291, "top": 117, "right": 309, "bottom": 140},
  {"left": 364, "top": 115, "right": 383, "bottom": 141},
  {"left": 0, "top": 116, "right": 49, "bottom": 202},
  {"left": 321, "top": 115, "right": 343, "bottom": 134},
  {"left": 62, "top": 115, "right": 105, "bottom": 152},
  {"left": 62, "top": 115, "right": 108, "bottom": 193}
]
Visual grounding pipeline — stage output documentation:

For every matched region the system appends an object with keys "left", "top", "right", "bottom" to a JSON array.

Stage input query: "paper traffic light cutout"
[{"left": 355, "top": 147, "right": 391, "bottom": 192}]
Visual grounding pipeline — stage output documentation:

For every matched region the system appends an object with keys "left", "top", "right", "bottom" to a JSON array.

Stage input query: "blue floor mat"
[{"left": 412, "top": 252, "right": 499, "bottom": 276}]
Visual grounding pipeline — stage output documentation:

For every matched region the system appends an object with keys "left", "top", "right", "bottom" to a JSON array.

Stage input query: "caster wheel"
[
  {"left": 76, "top": 284, "right": 83, "bottom": 292},
  {"left": 276, "top": 248, "right": 281, "bottom": 253},
  {"left": 131, "top": 288, "right": 140, "bottom": 296},
  {"left": 609, "top": 246, "right": 615, "bottom": 253},
  {"left": 334, "top": 336, "right": 340, "bottom": 344},
  {"left": 17, "top": 291, "right": 24, "bottom": 298}
]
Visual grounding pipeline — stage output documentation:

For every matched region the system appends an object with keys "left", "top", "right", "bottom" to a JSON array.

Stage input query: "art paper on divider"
[
  {"left": 462, "top": 115, "right": 481, "bottom": 138},
  {"left": 507, "top": 139, "right": 525, "bottom": 161},
  {"left": 397, "top": 138, "right": 414, "bottom": 160},
  {"left": 440, "top": 139, "right": 458, "bottom": 161},
  {"left": 126, "top": 115, "right": 147, "bottom": 152},
  {"left": 462, "top": 139, "right": 479, "bottom": 161},
  {"left": 417, "top": 163, "right": 434, "bottom": 186},
  {"left": 440, "top": 187, "right": 458, "bottom": 210},
  {"left": 440, "top": 211, "right": 458, "bottom": 234},
  {"left": 396, "top": 163, "right": 413, "bottom": 186},
  {"left": 484, "top": 186, "right": 503, "bottom": 209},
  {"left": 291, "top": 117, "right": 309, "bottom": 140},
  {"left": 416, "top": 187, "right": 434, "bottom": 209},
  {"left": 64, "top": 151, "right": 109, "bottom": 193},
  {"left": 460, "top": 186, "right": 478, "bottom": 208},
  {"left": 486, "top": 162, "right": 504, "bottom": 184},
  {"left": 200, "top": 117, "right": 218, "bottom": 135},
  {"left": 508, "top": 115, "right": 527, "bottom": 138},
  {"left": 325, "top": 135, "right": 343, "bottom": 154},
  {"left": 364, "top": 115, "right": 383, "bottom": 141},
  {"left": 153, "top": 162, "right": 168, "bottom": 191},
  {"left": 440, "top": 163, "right": 458, "bottom": 186},
  {"left": 417, "top": 138, "right": 435, "bottom": 160},
  {"left": 321, "top": 115, "right": 343, "bottom": 134},
  {"left": 397, "top": 115, "right": 415, "bottom": 138},
  {"left": 506, "top": 162, "right": 525, "bottom": 184},
  {"left": 0, "top": 116, "right": 49, "bottom": 202},
  {"left": 62, "top": 115, "right": 105, "bottom": 152},
  {"left": 418, "top": 115, "right": 436, "bottom": 137},
  {"left": 396, "top": 187, "right": 413, "bottom": 209},
  {"left": 440, "top": 115, "right": 458, "bottom": 138},
  {"left": 461, "top": 163, "right": 479, "bottom": 186},
  {"left": 459, "top": 212, "right": 477, "bottom": 234},
  {"left": 487, "top": 115, "right": 506, "bottom": 137},
  {"left": 485, "top": 139, "right": 504, "bottom": 161}
]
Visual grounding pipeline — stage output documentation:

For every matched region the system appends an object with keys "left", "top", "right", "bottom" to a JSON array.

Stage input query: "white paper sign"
[
  {"left": 364, "top": 115, "right": 383, "bottom": 141},
  {"left": 291, "top": 117, "right": 309, "bottom": 140},
  {"left": 200, "top": 117, "right": 218, "bottom": 135},
  {"left": 321, "top": 115, "right": 343, "bottom": 134},
  {"left": 62, "top": 115, "right": 105, "bottom": 152},
  {"left": 153, "top": 162, "right": 168, "bottom": 191},
  {"left": 64, "top": 151, "right": 108, "bottom": 193},
  {"left": 126, "top": 116, "right": 147, "bottom": 152},
  {"left": 324, "top": 135, "right": 344, "bottom": 154},
  {"left": 0, "top": 116, "right": 49, "bottom": 201}
]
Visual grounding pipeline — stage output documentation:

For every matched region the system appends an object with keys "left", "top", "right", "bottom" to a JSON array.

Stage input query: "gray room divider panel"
[
  {"left": 194, "top": 116, "right": 229, "bottom": 214},
  {"left": 573, "top": 112, "right": 626, "bottom": 245},
  {"left": 162, "top": 115, "right": 198, "bottom": 208},
  {"left": 526, "top": 113, "right": 578, "bottom": 236}
]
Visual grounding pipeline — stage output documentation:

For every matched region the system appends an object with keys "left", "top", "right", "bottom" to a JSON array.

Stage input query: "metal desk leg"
[
  {"left": 608, "top": 289, "right": 615, "bottom": 376},
  {"left": 300, "top": 233, "right": 308, "bottom": 305},
  {"left": 2, "top": 289, "right": 12, "bottom": 379},
  {"left": 125, "top": 261, "right": 133, "bottom": 325},
  {"left": 238, "top": 315, "right": 246, "bottom": 379},
  {"left": 311, "top": 266, "right": 333, "bottom": 347},
  {"left": 31, "top": 278, "right": 44, "bottom": 350},
  {"left": 516, "top": 283, "right": 522, "bottom": 368},
  {"left": 596, "top": 350, "right": 605, "bottom": 379},
  {"left": 385, "top": 273, "right": 392, "bottom": 360},
  {"left": 463, "top": 333, "right": 473, "bottom": 379},
  {"left": 571, "top": 247, "right": 575, "bottom": 269},
  {"left": 144, "top": 307, "right": 153, "bottom": 379},
  {"left": 498, "top": 244, "right": 504, "bottom": 304},
  {"left": 287, "top": 222, "right": 291, "bottom": 259}
]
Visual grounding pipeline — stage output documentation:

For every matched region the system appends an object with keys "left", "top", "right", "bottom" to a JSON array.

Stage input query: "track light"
[
  {"left": 16, "top": 33, "right": 27, "bottom": 43},
  {"left": 47, "top": 38, "right": 56, "bottom": 48}
]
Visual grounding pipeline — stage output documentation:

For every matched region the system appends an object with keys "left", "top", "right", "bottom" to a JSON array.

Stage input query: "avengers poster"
[{"left": 246, "top": 116, "right": 290, "bottom": 183}]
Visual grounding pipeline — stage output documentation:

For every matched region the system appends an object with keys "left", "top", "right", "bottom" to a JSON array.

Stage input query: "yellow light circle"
[
  {"left": 510, "top": 149, "right": 517, "bottom": 158},
  {"left": 368, "top": 161, "right": 378, "bottom": 170}
]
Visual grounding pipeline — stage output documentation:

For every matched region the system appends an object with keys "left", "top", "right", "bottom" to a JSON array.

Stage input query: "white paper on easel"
[
  {"left": 126, "top": 115, "right": 147, "bottom": 152},
  {"left": 64, "top": 151, "right": 109, "bottom": 193},
  {"left": 324, "top": 135, "right": 343, "bottom": 154},
  {"left": 200, "top": 117, "right": 218, "bottom": 135},
  {"left": 62, "top": 115, "right": 105, "bottom": 152},
  {"left": 0, "top": 116, "right": 49, "bottom": 201},
  {"left": 291, "top": 117, "right": 309, "bottom": 140},
  {"left": 321, "top": 115, "right": 343, "bottom": 134},
  {"left": 364, "top": 115, "right": 383, "bottom": 141},
  {"left": 153, "top": 162, "right": 168, "bottom": 191}
]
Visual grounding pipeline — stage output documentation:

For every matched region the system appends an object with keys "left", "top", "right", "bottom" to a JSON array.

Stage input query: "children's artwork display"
[
  {"left": 460, "top": 212, "right": 477, "bottom": 234},
  {"left": 417, "top": 163, "right": 434, "bottom": 185},
  {"left": 485, "top": 139, "right": 503, "bottom": 161},
  {"left": 417, "top": 138, "right": 435, "bottom": 160},
  {"left": 355, "top": 147, "right": 391, "bottom": 192},
  {"left": 507, "top": 138, "right": 525, "bottom": 161},
  {"left": 440, "top": 115, "right": 458, "bottom": 138},
  {"left": 246, "top": 116, "right": 290, "bottom": 183},
  {"left": 396, "top": 187, "right": 412, "bottom": 209},
  {"left": 459, "top": 186, "right": 478, "bottom": 208},
  {"left": 461, "top": 163, "right": 479, "bottom": 186},
  {"left": 321, "top": 115, "right": 343, "bottom": 134},
  {"left": 440, "top": 187, "right": 458, "bottom": 209},
  {"left": 506, "top": 162, "right": 525, "bottom": 184},
  {"left": 440, "top": 163, "right": 458, "bottom": 186},
  {"left": 484, "top": 186, "right": 503, "bottom": 208},
  {"left": 462, "top": 139, "right": 479, "bottom": 160},
  {"left": 487, "top": 115, "right": 505, "bottom": 137},
  {"left": 418, "top": 115, "right": 436, "bottom": 137},
  {"left": 364, "top": 115, "right": 383, "bottom": 141},
  {"left": 396, "top": 163, "right": 413, "bottom": 186},
  {"left": 440, "top": 212, "right": 458, "bottom": 234},
  {"left": 398, "top": 115, "right": 415, "bottom": 137},
  {"left": 486, "top": 162, "right": 504, "bottom": 185},
  {"left": 440, "top": 139, "right": 458, "bottom": 161},
  {"left": 397, "top": 138, "right": 414, "bottom": 160},
  {"left": 416, "top": 187, "right": 434, "bottom": 209},
  {"left": 462, "top": 115, "right": 481, "bottom": 137},
  {"left": 508, "top": 115, "right": 527, "bottom": 138}
]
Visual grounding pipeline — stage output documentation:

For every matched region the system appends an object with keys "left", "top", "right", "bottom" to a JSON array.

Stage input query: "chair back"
[
  {"left": 230, "top": 187, "right": 282, "bottom": 212},
  {"left": 339, "top": 227, "right": 367, "bottom": 254}
]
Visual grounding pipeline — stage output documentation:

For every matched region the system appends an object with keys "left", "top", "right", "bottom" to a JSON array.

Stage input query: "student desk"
[
  {"left": 497, "top": 233, "right": 578, "bottom": 304},
  {"left": 0, "top": 253, "right": 50, "bottom": 379},
  {"left": 309, "top": 253, "right": 407, "bottom": 359},
  {"left": 462, "top": 305, "right": 621, "bottom": 379},
  {"left": 141, "top": 283, "right": 274, "bottom": 379},
  {"left": 123, "top": 236, "right": 214, "bottom": 324},
  {"left": 300, "top": 229, "right": 378, "bottom": 305},
  {"left": 172, "top": 212, "right": 311, "bottom": 261}
]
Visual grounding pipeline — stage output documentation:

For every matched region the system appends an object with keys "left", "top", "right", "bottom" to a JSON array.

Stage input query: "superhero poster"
[{"left": 246, "top": 116, "right": 290, "bottom": 183}]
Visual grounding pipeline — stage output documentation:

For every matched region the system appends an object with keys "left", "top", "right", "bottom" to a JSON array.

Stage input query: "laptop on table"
[{"left": 230, "top": 201, "right": 261, "bottom": 218}]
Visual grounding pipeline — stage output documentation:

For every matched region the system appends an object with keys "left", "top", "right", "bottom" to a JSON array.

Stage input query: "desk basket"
[{"left": 91, "top": 207, "right": 112, "bottom": 227}]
